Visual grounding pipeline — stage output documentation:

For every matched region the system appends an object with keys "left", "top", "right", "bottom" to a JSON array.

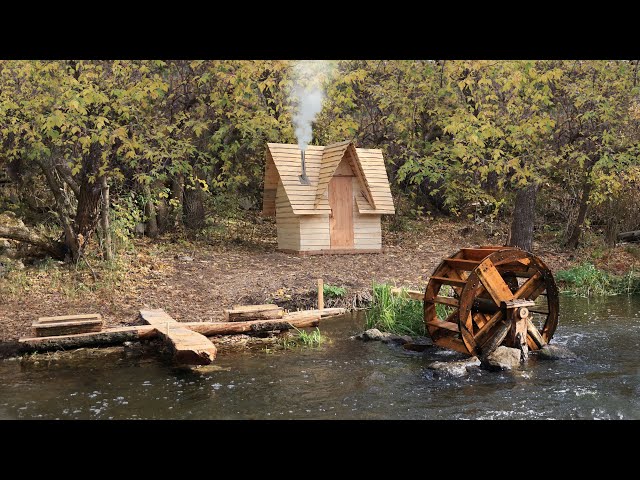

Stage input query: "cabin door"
[{"left": 328, "top": 176, "right": 354, "bottom": 248}]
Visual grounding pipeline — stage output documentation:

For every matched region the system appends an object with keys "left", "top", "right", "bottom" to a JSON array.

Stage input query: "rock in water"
[
  {"left": 537, "top": 344, "right": 577, "bottom": 360},
  {"left": 356, "top": 328, "right": 411, "bottom": 345},
  {"left": 481, "top": 346, "right": 522, "bottom": 371},
  {"left": 403, "top": 336, "right": 434, "bottom": 352},
  {"left": 427, "top": 356, "right": 480, "bottom": 377}
]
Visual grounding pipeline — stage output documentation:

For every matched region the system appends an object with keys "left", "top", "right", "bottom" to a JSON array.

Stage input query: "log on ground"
[
  {"left": 224, "top": 304, "right": 284, "bottom": 321},
  {"left": 618, "top": 230, "right": 640, "bottom": 243}
]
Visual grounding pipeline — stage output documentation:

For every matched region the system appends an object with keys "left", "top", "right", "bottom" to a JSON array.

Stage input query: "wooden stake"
[{"left": 318, "top": 278, "right": 324, "bottom": 311}]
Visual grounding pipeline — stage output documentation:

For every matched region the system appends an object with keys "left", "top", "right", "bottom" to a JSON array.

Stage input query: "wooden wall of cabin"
[
  {"left": 275, "top": 181, "right": 300, "bottom": 250},
  {"left": 299, "top": 214, "right": 330, "bottom": 251},
  {"left": 352, "top": 177, "right": 382, "bottom": 250}
]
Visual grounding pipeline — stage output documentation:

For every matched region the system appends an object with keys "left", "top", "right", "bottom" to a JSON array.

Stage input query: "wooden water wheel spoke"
[
  {"left": 476, "top": 259, "right": 515, "bottom": 306},
  {"left": 424, "top": 246, "right": 559, "bottom": 356},
  {"left": 513, "top": 271, "right": 544, "bottom": 299}
]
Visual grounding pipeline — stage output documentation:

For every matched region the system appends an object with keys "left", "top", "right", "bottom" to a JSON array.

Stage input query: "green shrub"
[
  {"left": 365, "top": 283, "right": 425, "bottom": 337},
  {"left": 323, "top": 283, "right": 346, "bottom": 298}
]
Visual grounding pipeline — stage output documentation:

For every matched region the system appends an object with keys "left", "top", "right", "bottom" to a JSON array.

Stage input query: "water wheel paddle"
[{"left": 423, "top": 246, "right": 559, "bottom": 356}]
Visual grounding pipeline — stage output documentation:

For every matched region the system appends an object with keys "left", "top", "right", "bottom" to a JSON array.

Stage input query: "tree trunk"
[
  {"left": 71, "top": 145, "right": 104, "bottom": 260},
  {"left": 508, "top": 183, "right": 537, "bottom": 252},
  {"left": 100, "top": 176, "right": 113, "bottom": 261},
  {"left": 143, "top": 183, "right": 159, "bottom": 238},
  {"left": 170, "top": 173, "right": 184, "bottom": 230},
  {"left": 566, "top": 180, "right": 593, "bottom": 250},
  {"left": 154, "top": 179, "right": 169, "bottom": 233},
  {"left": 183, "top": 175, "right": 205, "bottom": 230}
]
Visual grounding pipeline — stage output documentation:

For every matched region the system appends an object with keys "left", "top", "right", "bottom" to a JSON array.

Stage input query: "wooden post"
[{"left": 317, "top": 278, "right": 324, "bottom": 311}]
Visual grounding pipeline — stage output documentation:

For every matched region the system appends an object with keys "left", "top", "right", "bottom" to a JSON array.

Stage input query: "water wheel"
[{"left": 424, "top": 246, "right": 559, "bottom": 356}]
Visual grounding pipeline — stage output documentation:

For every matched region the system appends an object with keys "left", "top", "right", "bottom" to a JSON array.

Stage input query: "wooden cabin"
[{"left": 262, "top": 140, "right": 395, "bottom": 254}]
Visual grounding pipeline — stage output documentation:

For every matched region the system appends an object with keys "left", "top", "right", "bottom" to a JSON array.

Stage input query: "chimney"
[{"left": 299, "top": 150, "right": 310, "bottom": 185}]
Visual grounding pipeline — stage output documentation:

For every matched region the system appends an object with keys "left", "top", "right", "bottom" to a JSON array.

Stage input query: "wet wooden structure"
[
  {"left": 19, "top": 307, "right": 345, "bottom": 365},
  {"left": 423, "top": 246, "right": 559, "bottom": 357}
]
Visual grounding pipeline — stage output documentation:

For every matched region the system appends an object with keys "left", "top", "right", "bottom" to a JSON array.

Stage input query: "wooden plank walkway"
[{"left": 139, "top": 309, "right": 217, "bottom": 365}]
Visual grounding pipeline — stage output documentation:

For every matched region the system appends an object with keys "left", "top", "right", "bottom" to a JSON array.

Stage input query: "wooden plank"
[
  {"left": 461, "top": 248, "right": 502, "bottom": 261},
  {"left": 429, "top": 276, "right": 467, "bottom": 288},
  {"left": 329, "top": 175, "right": 354, "bottom": 248},
  {"left": 526, "top": 318, "right": 546, "bottom": 348},
  {"left": 432, "top": 296, "right": 459, "bottom": 307},
  {"left": 434, "top": 335, "right": 469, "bottom": 354},
  {"left": 479, "top": 318, "right": 511, "bottom": 355},
  {"left": 426, "top": 320, "right": 460, "bottom": 332},
  {"left": 279, "top": 248, "right": 383, "bottom": 255},
  {"left": 36, "top": 314, "right": 102, "bottom": 324},
  {"left": 513, "top": 272, "right": 544, "bottom": 299},
  {"left": 390, "top": 287, "right": 424, "bottom": 301},
  {"left": 476, "top": 259, "right": 514, "bottom": 306},
  {"left": 473, "top": 311, "right": 503, "bottom": 346},
  {"left": 224, "top": 304, "right": 283, "bottom": 322},
  {"left": 140, "top": 309, "right": 216, "bottom": 365},
  {"left": 33, "top": 319, "right": 103, "bottom": 337},
  {"left": 444, "top": 258, "right": 481, "bottom": 271}
]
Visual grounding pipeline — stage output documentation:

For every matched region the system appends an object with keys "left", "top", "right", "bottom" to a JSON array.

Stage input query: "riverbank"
[{"left": 1, "top": 217, "right": 637, "bottom": 342}]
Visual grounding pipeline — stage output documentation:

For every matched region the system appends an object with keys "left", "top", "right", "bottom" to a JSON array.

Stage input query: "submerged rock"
[
  {"left": 355, "top": 328, "right": 411, "bottom": 345},
  {"left": 537, "top": 344, "right": 577, "bottom": 361},
  {"left": 481, "top": 346, "right": 522, "bottom": 371},
  {"left": 427, "top": 356, "right": 480, "bottom": 377}
]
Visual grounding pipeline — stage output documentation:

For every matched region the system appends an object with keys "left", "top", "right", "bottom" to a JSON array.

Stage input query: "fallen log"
[
  {"left": 0, "top": 224, "right": 66, "bottom": 260},
  {"left": 618, "top": 230, "right": 640, "bottom": 243},
  {"left": 18, "top": 311, "right": 327, "bottom": 353},
  {"left": 224, "top": 304, "right": 283, "bottom": 322}
]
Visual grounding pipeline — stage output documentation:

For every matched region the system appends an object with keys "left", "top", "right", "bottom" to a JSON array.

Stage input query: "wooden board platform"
[
  {"left": 139, "top": 309, "right": 217, "bottom": 365},
  {"left": 32, "top": 314, "right": 103, "bottom": 337},
  {"left": 279, "top": 248, "right": 383, "bottom": 256}
]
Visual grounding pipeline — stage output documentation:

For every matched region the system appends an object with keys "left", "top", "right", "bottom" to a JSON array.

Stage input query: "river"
[{"left": 1, "top": 295, "right": 638, "bottom": 419}]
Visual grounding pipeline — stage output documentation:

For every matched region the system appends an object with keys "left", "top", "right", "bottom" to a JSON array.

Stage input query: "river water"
[{"left": 1, "top": 295, "right": 639, "bottom": 420}]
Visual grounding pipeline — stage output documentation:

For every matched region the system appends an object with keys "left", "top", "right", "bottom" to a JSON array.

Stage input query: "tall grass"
[
  {"left": 556, "top": 262, "right": 640, "bottom": 296},
  {"left": 365, "top": 283, "right": 425, "bottom": 337}
]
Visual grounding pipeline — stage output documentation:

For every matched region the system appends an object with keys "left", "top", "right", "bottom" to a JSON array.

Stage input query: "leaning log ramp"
[{"left": 18, "top": 306, "right": 346, "bottom": 366}]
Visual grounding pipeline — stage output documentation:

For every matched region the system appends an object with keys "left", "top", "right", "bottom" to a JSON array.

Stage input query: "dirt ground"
[{"left": 0, "top": 218, "right": 579, "bottom": 343}]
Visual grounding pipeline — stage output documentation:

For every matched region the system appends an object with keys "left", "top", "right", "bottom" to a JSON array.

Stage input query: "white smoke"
[{"left": 289, "top": 61, "right": 335, "bottom": 151}]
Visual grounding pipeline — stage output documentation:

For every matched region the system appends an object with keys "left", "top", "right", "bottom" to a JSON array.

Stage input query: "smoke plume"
[{"left": 289, "top": 61, "right": 334, "bottom": 151}]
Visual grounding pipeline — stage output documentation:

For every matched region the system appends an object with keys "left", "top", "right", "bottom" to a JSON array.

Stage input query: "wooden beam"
[
  {"left": 426, "top": 320, "right": 460, "bottom": 332},
  {"left": 140, "top": 309, "right": 217, "bottom": 365},
  {"left": 36, "top": 314, "right": 102, "bottom": 324},
  {"left": 317, "top": 278, "right": 324, "bottom": 310},
  {"left": 18, "top": 310, "right": 337, "bottom": 353},
  {"left": 223, "top": 304, "right": 284, "bottom": 322},
  {"left": 429, "top": 276, "right": 467, "bottom": 288},
  {"left": 390, "top": 287, "right": 424, "bottom": 301},
  {"left": 33, "top": 319, "right": 103, "bottom": 337},
  {"left": 444, "top": 258, "right": 481, "bottom": 271},
  {"left": 476, "top": 259, "right": 514, "bottom": 306}
]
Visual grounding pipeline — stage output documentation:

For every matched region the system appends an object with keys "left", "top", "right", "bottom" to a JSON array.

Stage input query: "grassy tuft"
[
  {"left": 556, "top": 262, "right": 640, "bottom": 296},
  {"left": 281, "top": 327, "right": 327, "bottom": 349},
  {"left": 365, "top": 283, "right": 425, "bottom": 337}
]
